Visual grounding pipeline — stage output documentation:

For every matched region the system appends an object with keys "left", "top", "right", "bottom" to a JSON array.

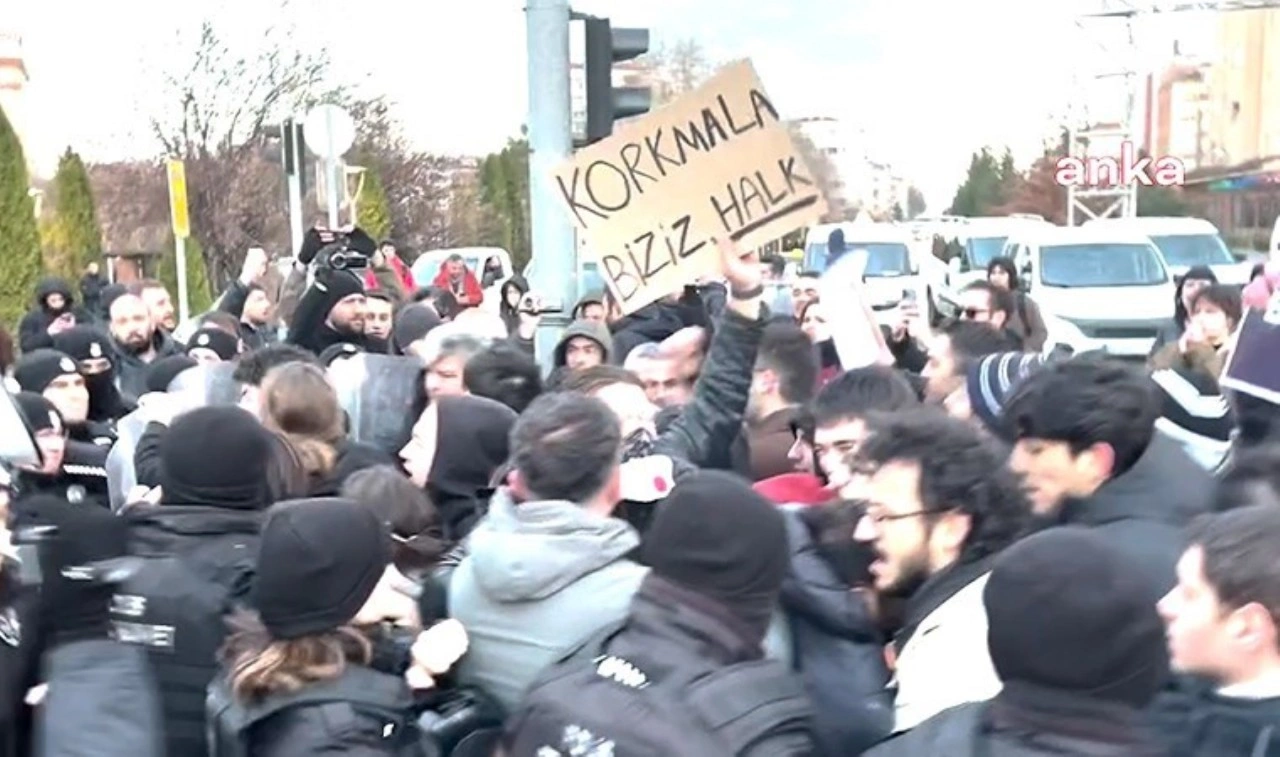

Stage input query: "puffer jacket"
[{"left": 779, "top": 513, "right": 892, "bottom": 755}]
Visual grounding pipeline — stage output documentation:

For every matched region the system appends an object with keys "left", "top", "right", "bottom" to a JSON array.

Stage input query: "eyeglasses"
[{"left": 861, "top": 509, "right": 932, "bottom": 526}]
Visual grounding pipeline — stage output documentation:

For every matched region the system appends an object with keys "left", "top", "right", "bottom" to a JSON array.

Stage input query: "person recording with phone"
[{"left": 286, "top": 226, "right": 388, "bottom": 356}]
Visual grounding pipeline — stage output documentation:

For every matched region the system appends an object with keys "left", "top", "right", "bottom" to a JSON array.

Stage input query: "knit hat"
[
  {"left": 966, "top": 351, "right": 1047, "bottom": 433},
  {"left": 984, "top": 527, "right": 1168, "bottom": 708},
  {"left": 14, "top": 349, "right": 80, "bottom": 393},
  {"left": 100, "top": 284, "right": 128, "bottom": 315},
  {"left": 253, "top": 497, "right": 391, "bottom": 639},
  {"left": 51, "top": 325, "right": 112, "bottom": 363},
  {"left": 144, "top": 355, "right": 200, "bottom": 394},
  {"left": 319, "top": 342, "right": 364, "bottom": 367},
  {"left": 391, "top": 303, "right": 443, "bottom": 354},
  {"left": 15, "top": 391, "right": 64, "bottom": 434},
  {"left": 643, "top": 470, "right": 789, "bottom": 641},
  {"left": 185, "top": 327, "right": 240, "bottom": 361},
  {"left": 316, "top": 269, "right": 366, "bottom": 317},
  {"left": 159, "top": 406, "right": 275, "bottom": 509}
]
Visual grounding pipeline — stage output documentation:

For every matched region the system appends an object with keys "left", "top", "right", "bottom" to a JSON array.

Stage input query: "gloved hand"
[
  {"left": 298, "top": 227, "right": 331, "bottom": 266},
  {"left": 16, "top": 495, "right": 129, "bottom": 647}
]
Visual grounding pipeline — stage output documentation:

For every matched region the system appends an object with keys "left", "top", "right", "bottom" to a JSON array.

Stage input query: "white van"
[
  {"left": 945, "top": 215, "right": 1055, "bottom": 292},
  {"left": 1002, "top": 226, "right": 1175, "bottom": 357},
  {"left": 804, "top": 221, "right": 929, "bottom": 324},
  {"left": 1084, "top": 217, "right": 1251, "bottom": 285}
]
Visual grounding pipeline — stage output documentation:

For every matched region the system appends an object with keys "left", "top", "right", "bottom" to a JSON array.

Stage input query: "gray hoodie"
[
  {"left": 553, "top": 319, "right": 614, "bottom": 367},
  {"left": 448, "top": 489, "right": 648, "bottom": 712}
]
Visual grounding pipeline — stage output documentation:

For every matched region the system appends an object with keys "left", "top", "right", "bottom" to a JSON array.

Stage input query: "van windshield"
[
  {"left": 804, "top": 242, "right": 911, "bottom": 276},
  {"left": 964, "top": 236, "right": 1008, "bottom": 269},
  {"left": 1039, "top": 244, "right": 1167, "bottom": 287},
  {"left": 1148, "top": 234, "right": 1234, "bottom": 267}
]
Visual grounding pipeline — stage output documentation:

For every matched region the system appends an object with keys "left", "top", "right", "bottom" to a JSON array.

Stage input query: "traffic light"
[
  {"left": 280, "top": 118, "right": 308, "bottom": 200},
  {"left": 582, "top": 15, "right": 651, "bottom": 145}
]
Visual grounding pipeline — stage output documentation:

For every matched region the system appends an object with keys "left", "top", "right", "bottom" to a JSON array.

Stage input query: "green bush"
[
  {"left": 0, "top": 105, "right": 42, "bottom": 328},
  {"left": 157, "top": 235, "right": 214, "bottom": 317}
]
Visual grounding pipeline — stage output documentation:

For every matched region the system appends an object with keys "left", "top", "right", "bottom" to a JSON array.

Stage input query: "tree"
[
  {"left": 157, "top": 236, "right": 214, "bottom": 316},
  {"left": 40, "top": 149, "right": 103, "bottom": 280},
  {"left": 948, "top": 147, "right": 1017, "bottom": 217},
  {"left": 147, "top": 9, "right": 374, "bottom": 285},
  {"left": 906, "top": 186, "right": 927, "bottom": 219},
  {"left": 994, "top": 150, "right": 1068, "bottom": 224},
  {"left": 0, "top": 104, "right": 42, "bottom": 327},
  {"left": 477, "top": 139, "right": 532, "bottom": 272},
  {"left": 354, "top": 161, "right": 393, "bottom": 242},
  {"left": 1137, "top": 186, "right": 1194, "bottom": 216}
]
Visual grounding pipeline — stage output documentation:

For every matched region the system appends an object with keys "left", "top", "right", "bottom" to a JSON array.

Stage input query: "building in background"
[
  {"left": 1144, "top": 57, "right": 1211, "bottom": 170},
  {"left": 1204, "top": 8, "right": 1280, "bottom": 166},
  {"left": 0, "top": 31, "right": 39, "bottom": 178},
  {"left": 791, "top": 115, "right": 910, "bottom": 218}
]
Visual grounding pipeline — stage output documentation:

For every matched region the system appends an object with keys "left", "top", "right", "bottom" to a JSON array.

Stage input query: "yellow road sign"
[{"left": 166, "top": 158, "right": 190, "bottom": 239}]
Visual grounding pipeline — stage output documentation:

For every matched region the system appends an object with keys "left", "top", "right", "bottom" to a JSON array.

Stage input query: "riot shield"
[
  {"left": 330, "top": 353, "right": 425, "bottom": 455},
  {"left": 166, "top": 362, "right": 241, "bottom": 407}
]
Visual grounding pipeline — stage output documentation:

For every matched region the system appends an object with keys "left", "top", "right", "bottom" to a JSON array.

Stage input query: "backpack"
[
  {"left": 207, "top": 668, "right": 435, "bottom": 757},
  {"left": 503, "top": 623, "right": 813, "bottom": 757},
  {"left": 111, "top": 536, "right": 256, "bottom": 757}
]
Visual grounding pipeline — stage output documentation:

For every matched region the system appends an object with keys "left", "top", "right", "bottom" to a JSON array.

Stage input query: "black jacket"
[
  {"left": 1054, "top": 432, "right": 1211, "bottom": 603},
  {"left": 310, "top": 440, "right": 397, "bottom": 497},
  {"left": 609, "top": 302, "right": 687, "bottom": 364},
  {"left": 16, "top": 440, "right": 110, "bottom": 508},
  {"left": 287, "top": 269, "right": 387, "bottom": 356},
  {"left": 780, "top": 513, "right": 892, "bottom": 756},
  {"left": 1151, "top": 676, "right": 1280, "bottom": 756},
  {"left": 35, "top": 640, "right": 164, "bottom": 757},
  {"left": 118, "top": 505, "right": 262, "bottom": 757},
  {"left": 0, "top": 574, "right": 38, "bottom": 757},
  {"left": 208, "top": 664, "right": 437, "bottom": 757},
  {"left": 18, "top": 277, "right": 91, "bottom": 354},
  {"left": 217, "top": 279, "right": 275, "bottom": 350},
  {"left": 113, "top": 330, "right": 184, "bottom": 401},
  {"left": 864, "top": 682, "right": 1167, "bottom": 757}
]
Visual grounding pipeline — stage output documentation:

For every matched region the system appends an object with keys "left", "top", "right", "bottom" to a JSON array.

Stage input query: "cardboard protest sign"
[
  {"left": 552, "top": 59, "right": 828, "bottom": 314},
  {"left": 1220, "top": 298, "right": 1280, "bottom": 405}
]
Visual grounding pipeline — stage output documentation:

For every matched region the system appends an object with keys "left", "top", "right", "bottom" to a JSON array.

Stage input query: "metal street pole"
[{"left": 526, "top": 0, "right": 577, "bottom": 370}]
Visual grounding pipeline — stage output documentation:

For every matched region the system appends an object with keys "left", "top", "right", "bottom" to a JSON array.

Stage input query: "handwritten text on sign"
[{"left": 552, "top": 60, "right": 828, "bottom": 314}]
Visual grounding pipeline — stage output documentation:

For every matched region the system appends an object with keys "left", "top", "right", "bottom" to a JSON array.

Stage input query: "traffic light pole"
[{"left": 525, "top": 0, "right": 578, "bottom": 370}]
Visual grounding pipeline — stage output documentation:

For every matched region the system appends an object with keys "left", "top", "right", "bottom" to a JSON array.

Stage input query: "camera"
[
  {"left": 315, "top": 238, "right": 370, "bottom": 271},
  {"left": 518, "top": 293, "right": 564, "bottom": 316}
]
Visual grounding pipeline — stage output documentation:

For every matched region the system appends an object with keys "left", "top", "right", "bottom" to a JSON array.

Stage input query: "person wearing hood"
[
  {"left": 112, "top": 406, "right": 275, "bottom": 756},
  {"left": 497, "top": 275, "right": 528, "bottom": 337},
  {"left": 431, "top": 253, "right": 484, "bottom": 309},
  {"left": 552, "top": 319, "right": 612, "bottom": 373},
  {"left": 781, "top": 502, "right": 893, "bottom": 755},
  {"left": 52, "top": 324, "right": 136, "bottom": 426},
  {"left": 18, "top": 277, "right": 91, "bottom": 353},
  {"left": 571, "top": 291, "right": 607, "bottom": 323},
  {"left": 866, "top": 528, "right": 1170, "bottom": 757},
  {"left": 852, "top": 410, "right": 1029, "bottom": 733},
  {"left": 1151, "top": 265, "right": 1218, "bottom": 356},
  {"left": 107, "top": 292, "right": 183, "bottom": 400},
  {"left": 1003, "top": 356, "right": 1212, "bottom": 603},
  {"left": 448, "top": 392, "right": 648, "bottom": 713},
  {"left": 13, "top": 348, "right": 114, "bottom": 448},
  {"left": 400, "top": 394, "right": 517, "bottom": 541},
  {"left": 1153, "top": 505, "right": 1280, "bottom": 757},
  {"left": 11, "top": 391, "right": 110, "bottom": 506},
  {"left": 502, "top": 471, "right": 813, "bottom": 756}
]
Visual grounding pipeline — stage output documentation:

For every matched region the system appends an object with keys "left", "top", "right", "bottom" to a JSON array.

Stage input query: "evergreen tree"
[
  {"left": 478, "top": 139, "right": 532, "bottom": 271},
  {"left": 948, "top": 147, "right": 1016, "bottom": 217},
  {"left": 355, "top": 162, "right": 393, "bottom": 241},
  {"left": 157, "top": 236, "right": 214, "bottom": 317},
  {"left": 50, "top": 148, "right": 103, "bottom": 276},
  {"left": 0, "top": 104, "right": 43, "bottom": 327}
]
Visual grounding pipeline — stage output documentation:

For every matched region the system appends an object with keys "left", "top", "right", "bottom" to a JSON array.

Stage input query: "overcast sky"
[{"left": 10, "top": 0, "right": 1215, "bottom": 209}]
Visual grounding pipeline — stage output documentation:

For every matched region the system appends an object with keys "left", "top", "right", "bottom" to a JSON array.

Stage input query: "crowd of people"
[{"left": 2, "top": 223, "right": 1280, "bottom": 756}]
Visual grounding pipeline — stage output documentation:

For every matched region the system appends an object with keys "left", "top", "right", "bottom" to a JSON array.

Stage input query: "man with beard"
[
  {"left": 108, "top": 293, "right": 182, "bottom": 400},
  {"left": 17, "top": 277, "right": 89, "bottom": 353},
  {"left": 849, "top": 408, "right": 1029, "bottom": 733},
  {"left": 131, "top": 280, "right": 178, "bottom": 335},
  {"left": 52, "top": 325, "right": 135, "bottom": 430},
  {"left": 286, "top": 267, "right": 380, "bottom": 355}
]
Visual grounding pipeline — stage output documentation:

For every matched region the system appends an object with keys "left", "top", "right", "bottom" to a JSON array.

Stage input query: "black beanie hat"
[
  {"left": 253, "top": 497, "right": 391, "bottom": 640},
  {"left": 186, "top": 327, "right": 240, "bottom": 361},
  {"left": 100, "top": 284, "right": 128, "bottom": 314},
  {"left": 51, "top": 325, "right": 112, "bottom": 364},
  {"left": 145, "top": 355, "right": 200, "bottom": 394},
  {"left": 391, "top": 303, "right": 442, "bottom": 354},
  {"left": 159, "top": 406, "right": 275, "bottom": 509},
  {"left": 984, "top": 527, "right": 1168, "bottom": 708},
  {"left": 319, "top": 342, "right": 364, "bottom": 367},
  {"left": 643, "top": 470, "right": 789, "bottom": 641},
  {"left": 317, "top": 269, "right": 366, "bottom": 315},
  {"left": 15, "top": 391, "right": 64, "bottom": 434},
  {"left": 14, "top": 349, "right": 80, "bottom": 393}
]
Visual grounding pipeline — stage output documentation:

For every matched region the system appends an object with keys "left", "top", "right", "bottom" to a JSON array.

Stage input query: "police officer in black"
[
  {"left": 12, "top": 393, "right": 109, "bottom": 507},
  {"left": 13, "top": 349, "right": 115, "bottom": 448},
  {"left": 52, "top": 324, "right": 136, "bottom": 430}
]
